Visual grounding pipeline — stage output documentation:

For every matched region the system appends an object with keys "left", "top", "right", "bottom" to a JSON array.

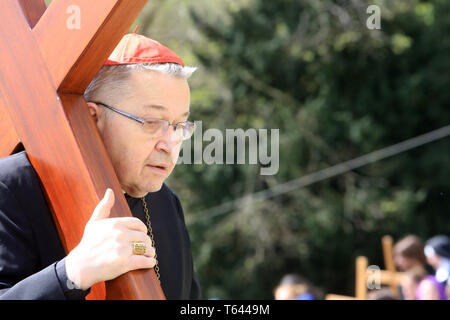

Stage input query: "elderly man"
[{"left": 0, "top": 32, "right": 200, "bottom": 299}]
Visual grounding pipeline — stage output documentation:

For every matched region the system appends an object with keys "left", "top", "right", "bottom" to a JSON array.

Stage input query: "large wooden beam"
[
  {"left": 34, "top": 0, "right": 147, "bottom": 92},
  {"left": 18, "top": 0, "right": 47, "bottom": 28},
  {"left": 0, "top": 99, "right": 20, "bottom": 157},
  {"left": 0, "top": 0, "right": 164, "bottom": 300},
  {"left": 0, "top": 0, "right": 48, "bottom": 157},
  {"left": 61, "top": 94, "right": 164, "bottom": 299}
]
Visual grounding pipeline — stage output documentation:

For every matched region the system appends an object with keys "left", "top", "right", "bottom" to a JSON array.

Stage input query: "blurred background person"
[
  {"left": 425, "top": 235, "right": 450, "bottom": 298},
  {"left": 394, "top": 235, "right": 446, "bottom": 299},
  {"left": 367, "top": 287, "right": 397, "bottom": 300},
  {"left": 401, "top": 266, "right": 447, "bottom": 300},
  {"left": 394, "top": 235, "right": 429, "bottom": 273},
  {"left": 273, "top": 273, "right": 320, "bottom": 300}
]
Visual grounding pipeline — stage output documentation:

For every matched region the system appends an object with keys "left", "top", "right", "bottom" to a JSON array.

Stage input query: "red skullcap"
[{"left": 105, "top": 30, "right": 184, "bottom": 67}]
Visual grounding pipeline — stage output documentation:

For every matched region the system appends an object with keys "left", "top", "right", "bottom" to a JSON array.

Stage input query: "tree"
[{"left": 153, "top": 0, "right": 449, "bottom": 299}]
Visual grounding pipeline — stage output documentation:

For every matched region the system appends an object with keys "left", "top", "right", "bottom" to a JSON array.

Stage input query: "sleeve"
[
  {"left": 0, "top": 181, "right": 88, "bottom": 300},
  {"left": 55, "top": 258, "right": 91, "bottom": 299}
]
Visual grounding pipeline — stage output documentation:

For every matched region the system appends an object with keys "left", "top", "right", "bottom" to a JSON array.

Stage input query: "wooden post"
[
  {"left": 355, "top": 256, "right": 368, "bottom": 300},
  {"left": 382, "top": 235, "right": 401, "bottom": 298}
]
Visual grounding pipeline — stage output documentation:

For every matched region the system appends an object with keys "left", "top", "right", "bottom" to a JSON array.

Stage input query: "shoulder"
[
  {"left": 0, "top": 151, "right": 37, "bottom": 191},
  {"left": 420, "top": 278, "right": 436, "bottom": 288},
  {"left": 418, "top": 276, "right": 440, "bottom": 298},
  {"left": 0, "top": 151, "right": 45, "bottom": 217},
  {"left": 0, "top": 152, "right": 38, "bottom": 247},
  {"left": 151, "top": 183, "right": 186, "bottom": 223},
  {"left": 153, "top": 183, "right": 180, "bottom": 204},
  {"left": 160, "top": 183, "right": 180, "bottom": 201}
]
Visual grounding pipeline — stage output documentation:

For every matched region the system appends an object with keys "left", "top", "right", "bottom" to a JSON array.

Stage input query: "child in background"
[
  {"left": 274, "top": 274, "right": 320, "bottom": 300},
  {"left": 401, "top": 266, "right": 447, "bottom": 300}
]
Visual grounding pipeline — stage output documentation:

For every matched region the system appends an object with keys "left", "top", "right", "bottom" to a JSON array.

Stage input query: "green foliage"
[{"left": 143, "top": 0, "right": 450, "bottom": 299}]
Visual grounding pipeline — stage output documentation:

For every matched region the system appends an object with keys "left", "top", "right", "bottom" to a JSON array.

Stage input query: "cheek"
[
  {"left": 169, "top": 142, "right": 183, "bottom": 164},
  {"left": 100, "top": 122, "right": 148, "bottom": 177},
  {"left": 124, "top": 141, "right": 158, "bottom": 175}
]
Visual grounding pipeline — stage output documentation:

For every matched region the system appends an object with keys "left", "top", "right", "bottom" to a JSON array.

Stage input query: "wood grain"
[
  {"left": 17, "top": 0, "right": 47, "bottom": 28},
  {"left": 0, "top": 99, "right": 20, "bottom": 157},
  {"left": 34, "top": 0, "right": 148, "bottom": 93},
  {"left": 0, "top": 0, "right": 165, "bottom": 300}
]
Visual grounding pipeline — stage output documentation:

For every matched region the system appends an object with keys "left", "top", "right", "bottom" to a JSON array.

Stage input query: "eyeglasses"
[{"left": 91, "top": 101, "right": 196, "bottom": 141}]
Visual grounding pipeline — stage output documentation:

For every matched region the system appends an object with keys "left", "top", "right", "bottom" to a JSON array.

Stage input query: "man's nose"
[{"left": 154, "top": 125, "right": 182, "bottom": 153}]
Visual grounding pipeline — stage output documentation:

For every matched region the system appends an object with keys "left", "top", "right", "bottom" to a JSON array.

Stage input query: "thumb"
[{"left": 89, "top": 188, "right": 115, "bottom": 222}]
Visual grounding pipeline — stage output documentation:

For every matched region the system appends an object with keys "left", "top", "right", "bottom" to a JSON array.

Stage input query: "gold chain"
[{"left": 141, "top": 197, "right": 161, "bottom": 282}]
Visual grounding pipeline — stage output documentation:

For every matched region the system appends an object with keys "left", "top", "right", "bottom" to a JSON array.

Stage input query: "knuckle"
[
  {"left": 143, "top": 257, "right": 156, "bottom": 269},
  {"left": 136, "top": 220, "right": 148, "bottom": 232},
  {"left": 148, "top": 246, "right": 156, "bottom": 257},
  {"left": 110, "top": 229, "right": 124, "bottom": 242},
  {"left": 110, "top": 218, "right": 122, "bottom": 229},
  {"left": 130, "top": 217, "right": 147, "bottom": 229},
  {"left": 129, "top": 257, "right": 155, "bottom": 271}
]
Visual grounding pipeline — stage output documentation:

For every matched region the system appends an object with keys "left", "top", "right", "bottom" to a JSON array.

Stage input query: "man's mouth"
[{"left": 146, "top": 163, "right": 169, "bottom": 175}]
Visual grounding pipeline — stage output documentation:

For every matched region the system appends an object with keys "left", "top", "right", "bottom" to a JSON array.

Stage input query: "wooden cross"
[
  {"left": 325, "top": 236, "right": 406, "bottom": 300},
  {"left": 355, "top": 254, "right": 406, "bottom": 300},
  {"left": 381, "top": 235, "right": 402, "bottom": 298},
  {"left": 0, "top": 0, "right": 165, "bottom": 299}
]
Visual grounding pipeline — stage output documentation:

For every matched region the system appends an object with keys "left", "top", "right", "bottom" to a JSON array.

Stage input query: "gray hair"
[{"left": 84, "top": 63, "right": 197, "bottom": 103}]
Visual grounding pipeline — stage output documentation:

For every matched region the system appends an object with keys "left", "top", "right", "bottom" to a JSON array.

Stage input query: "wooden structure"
[
  {"left": 325, "top": 235, "right": 406, "bottom": 300},
  {"left": 381, "top": 235, "right": 402, "bottom": 298},
  {"left": 0, "top": 0, "right": 165, "bottom": 299}
]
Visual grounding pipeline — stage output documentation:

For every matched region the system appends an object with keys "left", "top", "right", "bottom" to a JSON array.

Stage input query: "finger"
[
  {"left": 145, "top": 244, "right": 156, "bottom": 259},
  {"left": 128, "top": 233, "right": 155, "bottom": 258},
  {"left": 128, "top": 256, "right": 157, "bottom": 271},
  {"left": 114, "top": 217, "right": 148, "bottom": 233},
  {"left": 90, "top": 188, "right": 115, "bottom": 222},
  {"left": 131, "top": 242, "right": 156, "bottom": 259}
]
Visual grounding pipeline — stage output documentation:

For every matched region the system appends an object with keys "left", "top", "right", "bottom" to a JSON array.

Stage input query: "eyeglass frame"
[{"left": 90, "top": 101, "right": 196, "bottom": 141}]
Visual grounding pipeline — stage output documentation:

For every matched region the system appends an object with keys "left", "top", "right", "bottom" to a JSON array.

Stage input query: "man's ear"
[
  {"left": 86, "top": 102, "right": 100, "bottom": 123},
  {"left": 86, "top": 102, "right": 106, "bottom": 132}
]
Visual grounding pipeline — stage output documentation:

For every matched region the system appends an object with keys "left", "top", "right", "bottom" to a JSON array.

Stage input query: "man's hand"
[{"left": 65, "top": 188, "right": 156, "bottom": 290}]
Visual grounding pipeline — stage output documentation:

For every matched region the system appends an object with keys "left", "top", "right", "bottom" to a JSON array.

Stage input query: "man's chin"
[
  {"left": 146, "top": 181, "right": 163, "bottom": 193},
  {"left": 142, "top": 175, "right": 166, "bottom": 193},
  {"left": 121, "top": 180, "right": 164, "bottom": 198}
]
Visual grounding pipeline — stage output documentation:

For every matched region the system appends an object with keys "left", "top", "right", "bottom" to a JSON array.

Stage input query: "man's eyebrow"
[
  {"left": 143, "top": 104, "right": 167, "bottom": 111},
  {"left": 142, "top": 104, "right": 190, "bottom": 117}
]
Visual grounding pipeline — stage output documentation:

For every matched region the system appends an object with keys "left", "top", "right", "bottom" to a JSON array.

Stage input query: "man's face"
[{"left": 88, "top": 69, "right": 190, "bottom": 197}]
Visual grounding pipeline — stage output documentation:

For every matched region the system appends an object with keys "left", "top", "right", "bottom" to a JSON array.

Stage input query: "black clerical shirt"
[{"left": 0, "top": 151, "right": 200, "bottom": 300}]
